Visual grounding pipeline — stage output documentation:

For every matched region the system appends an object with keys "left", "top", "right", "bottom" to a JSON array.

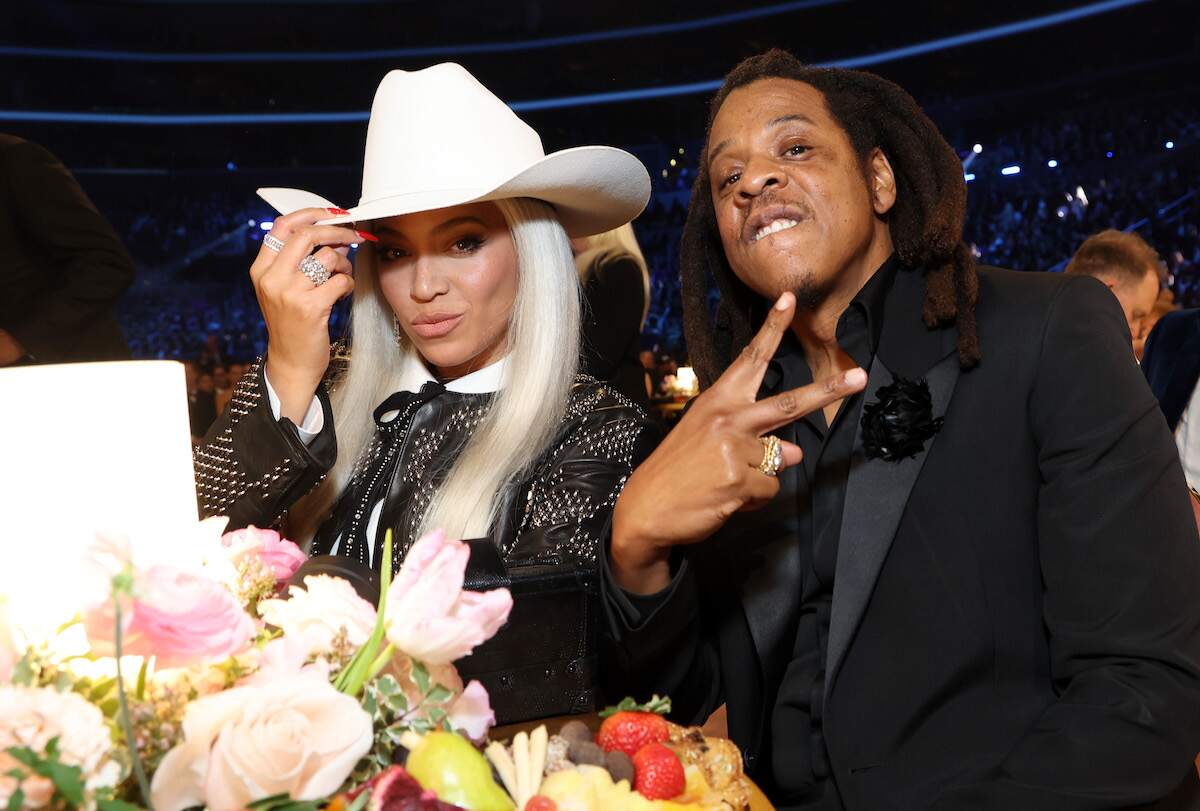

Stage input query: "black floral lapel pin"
[{"left": 861, "top": 377, "right": 944, "bottom": 462}]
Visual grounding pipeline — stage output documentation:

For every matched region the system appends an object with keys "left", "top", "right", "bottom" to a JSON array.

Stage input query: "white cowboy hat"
[{"left": 257, "top": 62, "right": 650, "bottom": 237}]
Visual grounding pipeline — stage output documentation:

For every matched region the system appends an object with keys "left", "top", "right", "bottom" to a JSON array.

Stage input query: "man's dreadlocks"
[{"left": 681, "top": 49, "right": 980, "bottom": 387}]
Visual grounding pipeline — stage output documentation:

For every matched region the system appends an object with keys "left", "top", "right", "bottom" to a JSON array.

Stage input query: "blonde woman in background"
[
  {"left": 574, "top": 223, "right": 654, "bottom": 409},
  {"left": 191, "top": 64, "right": 655, "bottom": 723}
]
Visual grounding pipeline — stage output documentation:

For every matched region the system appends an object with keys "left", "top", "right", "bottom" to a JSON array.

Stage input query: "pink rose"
[
  {"left": 221, "top": 526, "right": 306, "bottom": 585},
  {"left": 151, "top": 674, "right": 372, "bottom": 811},
  {"left": 86, "top": 565, "right": 256, "bottom": 669},
  {"left": 384, "top": 530, "right": 512, "bottom": 666}
]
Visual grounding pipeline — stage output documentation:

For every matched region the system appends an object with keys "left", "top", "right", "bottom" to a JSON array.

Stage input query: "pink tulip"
[
  {"left": 384, "top": 530, "right": 512, "bottom": 666},
  {"left": 448, "top": 679, "right": 495, "bottom": 742},
  {"left": 221, "top": 526, "right": 306, "bottom": 585}
]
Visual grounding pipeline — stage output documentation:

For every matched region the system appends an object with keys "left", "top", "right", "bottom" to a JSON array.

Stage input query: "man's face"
[
  {"left": 1105, "top": 270, "right": 1159, "bottom": 342},
  {"left": 706, "top": 78, "right": 895, "bottom": 308}
]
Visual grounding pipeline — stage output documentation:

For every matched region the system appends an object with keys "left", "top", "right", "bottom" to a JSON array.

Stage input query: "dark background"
[{"left": 2, "top": 0, "right": 1197, "bottom": 359}]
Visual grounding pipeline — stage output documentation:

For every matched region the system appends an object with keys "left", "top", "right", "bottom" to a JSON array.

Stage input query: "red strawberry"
[
  {"left": 525, "top": 798, "right": 557, "bottom": 811},
  {"left": 632, "top": 743, "right": 686, "bottom": 800},
  {"left": 595, "top": 695, "right": 672, "bottom": 758}
]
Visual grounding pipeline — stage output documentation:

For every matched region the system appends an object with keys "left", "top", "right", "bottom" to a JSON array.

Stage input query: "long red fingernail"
[
  {"left": 328, "top": 207, "right": 351, "bottom": 215},
  {"left": 355, "top": 230, "right": 379, "bottom": 243}
]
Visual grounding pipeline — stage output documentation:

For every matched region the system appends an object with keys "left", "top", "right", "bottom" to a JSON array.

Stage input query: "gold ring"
[{"left": 758, "top": 435, "right": 783, "bottom": 477}]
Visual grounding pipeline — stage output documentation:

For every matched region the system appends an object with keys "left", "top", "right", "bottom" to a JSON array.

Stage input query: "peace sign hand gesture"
[{"left": 610, "top": 292, "right": 867, "bottom": 594}]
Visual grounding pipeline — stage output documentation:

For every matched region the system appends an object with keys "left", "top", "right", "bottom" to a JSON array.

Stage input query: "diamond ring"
[
  {"left": 299, "top": 254, "right": 331, "bottom": 286},
  {"left": 758, "top": 434, "right": 783, "bottom": 477}
]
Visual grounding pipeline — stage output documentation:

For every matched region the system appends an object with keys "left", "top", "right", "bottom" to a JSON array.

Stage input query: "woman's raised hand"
[
  {"left": 610, "top": 292, "right": 868, "bottom": 593},
  {"left": 251, "top": 208, "right": 370, "bottom": 423}
]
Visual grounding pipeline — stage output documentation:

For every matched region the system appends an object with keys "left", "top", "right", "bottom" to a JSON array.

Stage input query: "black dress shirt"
[
  {"left": 768, "top": 258, "right": 895, "bottom": 809},
  {"left": 617, "top": 256, "right": 897, "bottom": 806}
]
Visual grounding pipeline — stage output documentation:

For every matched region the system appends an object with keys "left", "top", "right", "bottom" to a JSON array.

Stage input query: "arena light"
[
  {"left": 1166, "top": 140, "right": 1175, "bottom": 149},
  {"left": 1047, "top": 159, "right": 1058, "bottom": 168},
  {"left": 1001, "top": 165, "right": 1021, "bottom": 176},
  {"left": 1106, "top": 151, "right": 1114, "bottom": 158},
  {"left": 964, "top": 173, "right": 976, "bottom": 182},
  {"left": 0, "top": 0, "right": 1147, "bottom": 65},
  {"left": 247, "top": 219, "right": 257, "bottom": 227},
  {"left": 259, "top": 220, "right": 274, "bottom": 231},
  {"left": 972, "top": 143, "right": 983, "bottom": 154},
  {"left": 0, "top": 0, "right": 1154, "bottom": 124}
]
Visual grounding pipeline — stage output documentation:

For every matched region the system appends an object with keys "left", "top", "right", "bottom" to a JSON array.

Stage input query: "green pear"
[{"left": 406, "top": 731, "right": 516, "bottom": 811}]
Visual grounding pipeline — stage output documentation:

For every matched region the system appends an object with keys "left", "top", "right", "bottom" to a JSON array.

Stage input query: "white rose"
[
  {"left": 0, "top": 686, "right": 122, "bottom": 809},
  {"left": 258, "top": 574, "right": 377, "bottom": 655},
  {"left": 151, "top": 673, "right": 372, "bottom": 811}
]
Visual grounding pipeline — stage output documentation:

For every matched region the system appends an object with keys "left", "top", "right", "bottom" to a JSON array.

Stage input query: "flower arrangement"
[{"left": 0, "top": 518, "right": 512, "bottom": 811}]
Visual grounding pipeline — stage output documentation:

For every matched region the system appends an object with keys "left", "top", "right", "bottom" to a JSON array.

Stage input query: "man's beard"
[{"left": 784, "top": 267, "right": 832, "bottom": 312}]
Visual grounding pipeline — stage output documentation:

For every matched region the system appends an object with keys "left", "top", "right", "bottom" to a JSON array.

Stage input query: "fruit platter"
[
  {"left": 0, "top": 522, "right": 771, "bottom": 811},
  {"left": 330, "top": 695, "right": 770, "bottom": 811}
]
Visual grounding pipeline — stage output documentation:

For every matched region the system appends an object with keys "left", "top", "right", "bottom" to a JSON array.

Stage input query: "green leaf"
[
  {"left": 412, "top": 661, "right": 430, "bottom": 696},
  {"left": 98, "top": 799, "right": 146, "bottom": 811},
  {"left": 598, "top": 694, "right": 672, "bottom": 718},
  {"left": 135, "top": 658, "right": 149, "bottom": 701},
  {"left": 345, "top": 790, "right": 371, "bottom": 811},
  {"left": 426, "top": 685, "right": 453, "bottom": 705},
  {"left": 42, "top": 760, "right": 86, "bottom": 806},
  {"left": 6, "top": 787, "right": 23, "bottom": 811},
  {"left": 376, "top": 674, "right": 401, "bottom": 699},
  {"left": 89, "top": 678, "right": 117, "bottom": 702},
  {"left": 11, "top": 653, "right": 36, "bottom": 687},
  {"left": 4, "top": 747, "right": 38, "bottom": 770},
  {"left": 245, "top": 793, "right": 324, "bottom": 811}
]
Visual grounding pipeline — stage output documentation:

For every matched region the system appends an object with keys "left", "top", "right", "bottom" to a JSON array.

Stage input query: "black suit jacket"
[
  {"left": 603, "top": 266, "right": 1200, "bottom": 810},
  {"left": 0, "top": 134, "right": 134, "bottom": 363},
  {"left": 1142, "top": 309, "right": 1200, "bottom": 432}
]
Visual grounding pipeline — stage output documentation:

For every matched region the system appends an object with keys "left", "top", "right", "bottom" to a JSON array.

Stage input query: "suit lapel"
[{"left": 824, "top": 266, "right": 963, "bottom": 703}]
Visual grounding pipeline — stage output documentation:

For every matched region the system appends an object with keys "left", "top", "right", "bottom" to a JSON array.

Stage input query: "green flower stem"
[
  {"left": 363, "top": 643, "right": 396, "bottom": 683},
  {"left": 112, "top": 595, "right": 153, "bottom": 810},
  {"left": 337, "top": 530, "right": 394, "bottom": 697}
]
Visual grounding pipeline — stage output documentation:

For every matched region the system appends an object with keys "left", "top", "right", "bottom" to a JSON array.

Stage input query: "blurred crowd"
[{"left": 57, "top": 93, "right": 1195, "bottom": 428}]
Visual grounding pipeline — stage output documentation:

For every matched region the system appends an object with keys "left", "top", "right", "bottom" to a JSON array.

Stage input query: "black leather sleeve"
[
  {"left": 193, "top": 357, "right": 337, "bottom": 530},
  {"left": 600, "top": 552, "right": 724, "bottom": 723},
  {"left": 505, "top": 380, "right": 659, "bottom": 565}
]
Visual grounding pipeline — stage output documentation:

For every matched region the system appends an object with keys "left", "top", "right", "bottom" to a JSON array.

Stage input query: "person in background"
[
  {"left": 1065, "top": 228, "right": 1162, "bottom": 353},
  {"left": 1142, "top": 308, "right": 1200, "bottom": 493},
  {"left": 573, "top": 223, "right": 653, "bottom": 410},
  {"left": 213, "top": 365, "right": 234, "bottom": 415},
  {"left": 197, "top": 334, "right": 224, "bottom": 373},
  {"left": 0, "top": 134, "right": 134, "bottom": 365},
  {"left": 189, "top": 371, "right": 217, "bottom": 441},
  {"left": 1135, "top": 287, "right": 1179, "bottom": 362}
]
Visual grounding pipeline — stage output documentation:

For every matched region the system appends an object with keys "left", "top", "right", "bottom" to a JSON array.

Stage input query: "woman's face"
[{"left": 371, "top": 202, "right": 518, "bottom": 379}]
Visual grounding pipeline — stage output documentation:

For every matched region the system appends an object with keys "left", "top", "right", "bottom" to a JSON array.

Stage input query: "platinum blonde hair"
[
  {"left": 574, "top": 223, "right": 651, "bottom": 327},
  {"left": 289, "top": 197, "right": 580, "bottom": 545}
]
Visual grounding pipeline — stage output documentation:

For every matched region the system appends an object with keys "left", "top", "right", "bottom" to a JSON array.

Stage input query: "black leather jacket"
[{"left": 194, "top": 357, "right": 658, "bottom": 723}]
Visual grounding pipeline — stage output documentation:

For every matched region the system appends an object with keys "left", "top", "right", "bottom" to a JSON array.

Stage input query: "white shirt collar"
[{"left": 395, "top": 351, "right": 508, "bottom": 394}]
